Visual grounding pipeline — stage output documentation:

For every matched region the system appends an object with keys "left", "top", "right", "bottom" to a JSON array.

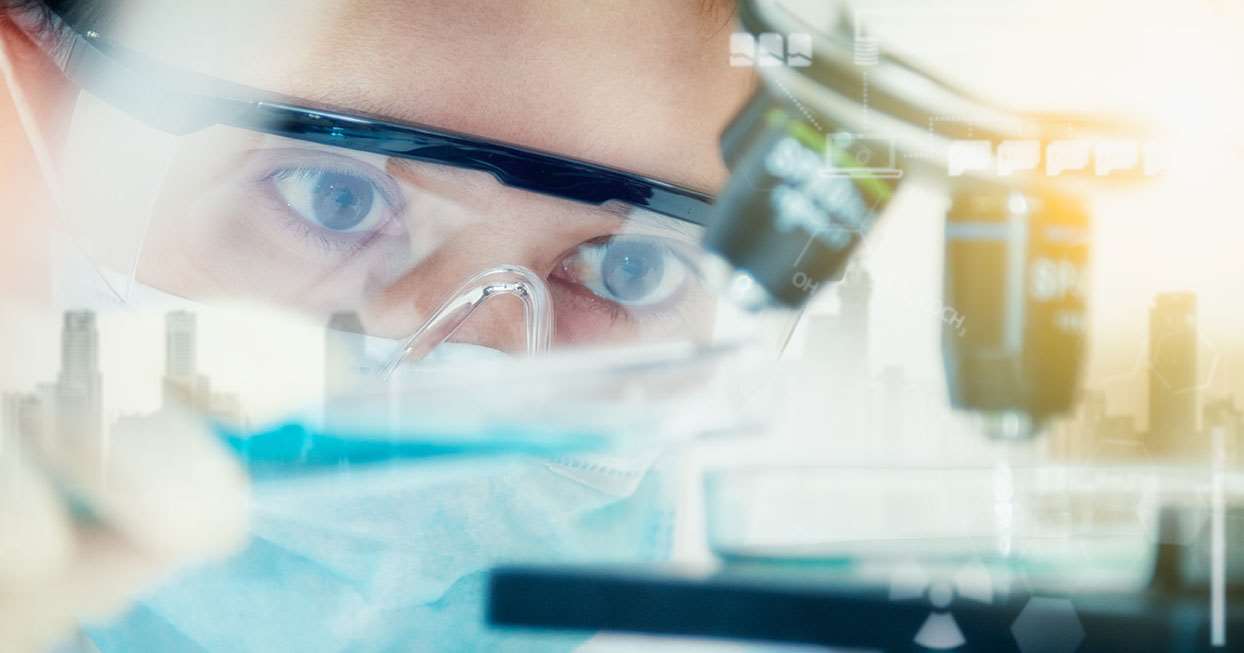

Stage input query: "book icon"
[
  {"left": 757, "top": 33, "right": 785, "bottom": 67},
  {"left": 786, "top": 33, "right": 812, "bottom": 67},
  {"left": 729, "top": 32, "right": 814, "bottom": 68},
  {"left": 729, "top": 32, "right": 755, "bottom": 67}
]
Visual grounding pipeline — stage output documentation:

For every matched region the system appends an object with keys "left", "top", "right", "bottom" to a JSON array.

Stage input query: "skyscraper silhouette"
[
  {"left": 1204, "top": 396, "right": 1243, "bottom": 465},
  {"left": 56, "top": 310, "right": 101, "bottom": 440},
  {"left": 1148, "top": 292, "right": 1197, "bottom": 456},
  {"left": 162, "top": 310, "right": 209, "bottom": 410},
  {"left": 165, "top": 310, "right": 196, "bottom": 379},
  {"left": 325, "top": 311, "right": 368, "bottom": 431},
  {"left": 805, "top": 262, "right": 872, "bottom": 378},
  {"left": 836, "top": 263, "right": 873, "bottom": 379},
  {"left": 803, "top": 263, "right": 873, "bottom": 437},
  {"left": 2, "top": 392, "right": 43, "bottom": 443}
]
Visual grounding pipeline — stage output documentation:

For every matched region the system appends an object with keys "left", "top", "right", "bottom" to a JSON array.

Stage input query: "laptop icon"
[{"left": 822, "top": 133, "right": 904, "bottom": 179}]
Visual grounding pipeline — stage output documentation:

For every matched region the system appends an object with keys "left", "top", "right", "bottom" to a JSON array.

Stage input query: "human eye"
[
  {"left": 554, "top": 235, "right": 695, "bottom": 309},
  {"left": 255, "top": 150, "right": 406, "bottom": 249},
  {"left": 272, "top": 168, "right": 389, "bottom": 233}
]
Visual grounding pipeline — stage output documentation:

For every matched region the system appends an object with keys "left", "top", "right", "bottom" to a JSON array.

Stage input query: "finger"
[
  {"left": 0, "top": 440, "right": 74, "bottom": 584},
  {"left": 54, "top": 526, "right": 172, "bottom": 624},
  {"left": 0, "top": 526, "right": 171, "bottom": 653},
  {"left": 41, "top": 407, "right": 251, "bottom": 562}
]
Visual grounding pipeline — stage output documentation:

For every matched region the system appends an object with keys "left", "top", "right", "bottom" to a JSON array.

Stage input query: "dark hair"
[
  {"left": 3, "top": 0, "right": 114, "bottom": 50},
  {"left": 6, "top": 0, "right": 108, "bottom": 24}
]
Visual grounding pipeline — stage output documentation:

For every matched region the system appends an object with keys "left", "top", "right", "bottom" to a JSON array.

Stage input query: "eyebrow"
[{"left": 607, "top": 203, "right": 706, "bottom": 240}]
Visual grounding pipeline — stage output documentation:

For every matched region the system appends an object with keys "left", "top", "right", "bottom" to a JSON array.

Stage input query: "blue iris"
[
  {"left": 311, "top": 171, "right": 375, "bottom": 231},
  {"left": 601, "top": 239, "right": 665, "bottom": 302}
]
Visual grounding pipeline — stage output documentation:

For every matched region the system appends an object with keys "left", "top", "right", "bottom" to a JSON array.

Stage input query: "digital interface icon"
[
  {"left": 889, "top": 560, "right": 997, "bottom": 649},
  {"left": 785, "top": 32, "right": 813, "bottom": 67},
  {"left": 729, "top": 32, "right": 756, "bottom": 67},
  {"left": 757, "top": 32, "right": 786, "bottom": 67},
  {"left": 824, "top": 133, "right": 904, "bottom": 179},
  {"left": 729, "top": 32, "right": 813, "bottom": 68}
]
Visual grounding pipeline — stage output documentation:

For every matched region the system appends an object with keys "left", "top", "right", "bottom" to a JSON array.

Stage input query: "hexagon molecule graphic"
[{"left": 1010, "top": 597, "right": 1085, "bottom": 653}]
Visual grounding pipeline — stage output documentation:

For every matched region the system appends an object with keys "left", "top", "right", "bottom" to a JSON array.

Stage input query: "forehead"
[{"left": 108, "top": 0, "right": 755, "bottom": 191}]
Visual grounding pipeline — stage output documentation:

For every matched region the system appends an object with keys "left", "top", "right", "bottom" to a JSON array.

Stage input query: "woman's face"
[{"left": 58, "top": 0, "right": 756, "bottom": 350}]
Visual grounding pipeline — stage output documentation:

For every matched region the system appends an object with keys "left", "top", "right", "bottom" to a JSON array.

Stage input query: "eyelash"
[
  {"left": 258, "top": 163, "right": 404, "bottom": 254},
  {"left": 554, "top": 236, "right": 702, "bottom": 326}
]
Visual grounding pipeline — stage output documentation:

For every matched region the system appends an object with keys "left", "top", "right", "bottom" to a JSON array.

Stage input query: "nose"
[
  {"left": 357, "top": 187, "right": 604, "bottom": 352},
  {"left": 381, "top": 265, "right": 553, "bottom": 373}
]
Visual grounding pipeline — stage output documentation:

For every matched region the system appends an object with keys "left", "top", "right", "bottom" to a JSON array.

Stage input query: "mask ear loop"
[{"left": 380, "top": 264, "right": 553, "bottom": 376}]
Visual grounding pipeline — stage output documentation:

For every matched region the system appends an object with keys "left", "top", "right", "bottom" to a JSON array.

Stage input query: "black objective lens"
[
  {"left": 941, "top": 184, "right": 1091, "bottom": 438},
  {"left": 705, "top": 94, "right": 897, "bottom": 309}
]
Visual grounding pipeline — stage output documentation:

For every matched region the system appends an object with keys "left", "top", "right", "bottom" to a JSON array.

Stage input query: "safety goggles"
[{"left": 38, "top": 9, "right": 791, "bottom": 383}]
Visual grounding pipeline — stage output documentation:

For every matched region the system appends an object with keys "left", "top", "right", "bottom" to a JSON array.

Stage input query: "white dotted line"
[
  {"left": 1212, "top": 425, "right": 1226, "bottom": 647},
  {"left": 861, "top": 70, "right": 870, "bottom": 119},
  {"left": 772, "top": 76, "right": 824, "bottom": 133}
]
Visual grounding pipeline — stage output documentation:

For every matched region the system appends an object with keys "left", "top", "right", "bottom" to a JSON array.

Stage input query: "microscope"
[
  {"left": 487, "top": 2, "right": 1244, "bottom": 650},
  {"left": 704, "top": 0, "right": 1123, "bottom": 439}
]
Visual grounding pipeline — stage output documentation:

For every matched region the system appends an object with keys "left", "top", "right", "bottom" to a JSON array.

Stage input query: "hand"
[{"left": 0, "top": 408, "right": 250, "bottom": 652}]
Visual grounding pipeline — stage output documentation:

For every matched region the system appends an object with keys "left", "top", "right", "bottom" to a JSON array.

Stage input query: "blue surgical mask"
[
  {"left": 52, "top": 246, "right": 679, "bottom": 650},
  {"left": 85, "top": 456, "right": 674, "bottom": 652}
]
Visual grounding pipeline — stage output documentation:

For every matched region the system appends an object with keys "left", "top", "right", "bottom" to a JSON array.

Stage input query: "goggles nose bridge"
[{"left": 381, "top": 264, "right": 553, "bottom": 375}]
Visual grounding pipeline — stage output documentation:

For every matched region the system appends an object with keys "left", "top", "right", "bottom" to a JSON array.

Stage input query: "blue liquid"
[{"left": 215, "top": 421, "right": 604, "bottom": 480}]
